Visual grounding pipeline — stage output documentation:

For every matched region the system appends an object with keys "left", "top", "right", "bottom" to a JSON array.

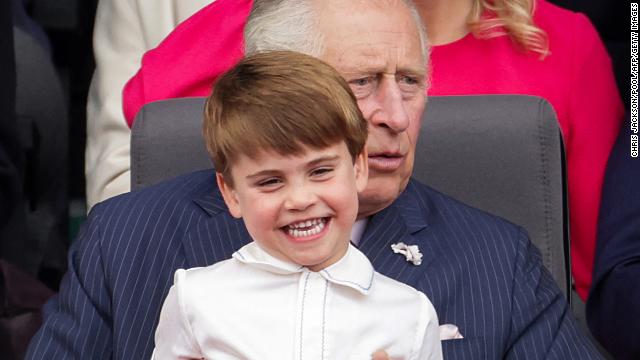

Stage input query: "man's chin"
[{"left": 357, "top": 175, "right": 408, "bottom": 218}]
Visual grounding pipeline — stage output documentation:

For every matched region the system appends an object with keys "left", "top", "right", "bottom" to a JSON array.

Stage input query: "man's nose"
[
  {"left": 284, "top": 183, "right": 316, "bottom": 211},
  {"left": 369, "top": 77, "right": 410, "bottom": 133}
]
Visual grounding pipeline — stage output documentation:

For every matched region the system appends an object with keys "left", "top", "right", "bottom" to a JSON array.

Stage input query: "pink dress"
[
  {"left": 122, "top": 0, "right": 250, "bottom": 124},
  {"left": 428, "top": 0, "right": 623, "bottom": 300},
  {"left": 122, "top": 0, "right": 623, "bottom": 300}
]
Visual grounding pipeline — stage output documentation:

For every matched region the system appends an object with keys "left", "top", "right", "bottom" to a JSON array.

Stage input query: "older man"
[{"left": 27, "top": 0, "right": 601, "bottom": 358}]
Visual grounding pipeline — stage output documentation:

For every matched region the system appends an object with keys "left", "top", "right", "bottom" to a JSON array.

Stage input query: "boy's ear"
[
  {"left": 354, "top": 148, "right": 368, "bottom": 193},
  {"left": 216, "top": 173, "right": 242, "bottom": 218}
]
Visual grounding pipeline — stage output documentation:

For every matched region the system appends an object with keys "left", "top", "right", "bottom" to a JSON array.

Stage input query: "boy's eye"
[
  {"left": 256, "top": 177, "right": 282, "bottom": 188},
  {"left": 310, "top": 167, "right": 333, "bottom": 178}
]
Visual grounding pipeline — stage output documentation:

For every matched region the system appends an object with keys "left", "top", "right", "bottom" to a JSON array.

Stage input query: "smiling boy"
[{"left": 151, "top": 51, "right": 442, "bottom": 360}]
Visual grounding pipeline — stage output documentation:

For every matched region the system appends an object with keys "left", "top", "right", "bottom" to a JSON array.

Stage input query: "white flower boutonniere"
[{"left": 391, "top": 242, "right": 423, "bottom": 265}]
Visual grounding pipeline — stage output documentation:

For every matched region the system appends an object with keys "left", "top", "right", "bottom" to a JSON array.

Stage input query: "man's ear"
[
  {"left": 354, "top": 148, "right": 368, "bottom": 193},
  {"left": 216, "top": 173, "right": 242, "bottom": 218}
]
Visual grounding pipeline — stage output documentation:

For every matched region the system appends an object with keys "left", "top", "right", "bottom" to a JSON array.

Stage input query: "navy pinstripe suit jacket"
[{"left": 26, "top": 170, "right": 600, "bottom": 359}]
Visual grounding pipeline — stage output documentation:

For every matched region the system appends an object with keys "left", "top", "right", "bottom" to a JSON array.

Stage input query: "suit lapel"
[
  {"left": 358, "top": 180, "right": 435, "bottom": 286},
  {"left": 182, "top": 185, "right": 252, "bottom": 268}
]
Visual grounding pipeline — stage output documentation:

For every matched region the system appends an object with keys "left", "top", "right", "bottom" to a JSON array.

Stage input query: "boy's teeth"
[
  {"left": 290, "top": 218, "right": 321, "bottom": 229},
  {"left": 287, "top": 218, "right": 326, "bottom": 237}
]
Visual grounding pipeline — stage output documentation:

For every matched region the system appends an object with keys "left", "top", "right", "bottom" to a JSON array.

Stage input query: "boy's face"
[{"left": 217, "top": 142, "right": 368, "bottom": 271}]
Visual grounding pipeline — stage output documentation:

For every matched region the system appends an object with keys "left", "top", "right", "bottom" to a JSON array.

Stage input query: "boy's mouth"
[{"left": 283, "top": 217, "right": 328, "bottom": 238}]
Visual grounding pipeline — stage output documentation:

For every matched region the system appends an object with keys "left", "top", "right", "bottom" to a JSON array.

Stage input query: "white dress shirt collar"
[
  {"left": 350, "top": 218, "right": 368, "bottom": 246},
  {"left": 233, "top": 242, "right": 374, "bottom": 295}
]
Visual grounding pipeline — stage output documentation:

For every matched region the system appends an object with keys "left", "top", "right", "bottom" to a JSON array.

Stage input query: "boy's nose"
[{"left": 284, "top": 184, "right": 316, "bottom": 211}]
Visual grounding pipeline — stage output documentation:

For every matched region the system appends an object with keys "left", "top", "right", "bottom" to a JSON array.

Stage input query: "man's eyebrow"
[
  {"left": 398, "top": 65, "right": 427, "bottom": 78},
  {"left": 339, "top": 64, "right": 383, "bottom": 76},
  {"left": 340, "top": 63, "right": 427, "bottom": 78}
]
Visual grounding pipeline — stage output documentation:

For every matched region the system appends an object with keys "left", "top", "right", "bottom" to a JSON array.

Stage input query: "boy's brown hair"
[{"left": 203, "top": 50, "right": 367, "bottom": 185}]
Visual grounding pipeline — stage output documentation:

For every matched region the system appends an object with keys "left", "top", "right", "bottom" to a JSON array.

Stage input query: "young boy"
[{"left": 151, "top": 51, "right": 442, "bottom": 360}]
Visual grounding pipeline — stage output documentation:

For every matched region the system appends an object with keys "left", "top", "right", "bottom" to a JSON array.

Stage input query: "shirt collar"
[
  {"left": 318, "top": 245, "right": 374, "bottom": 295},
  {"left": 350, "top": 218, "right": 369, "bottom": 246},
  {"left": 233, "top": 242, "right": 304, "bottom": 275},
  {"left": 233, "top": 242, "right": 375, "bottom": 295}
]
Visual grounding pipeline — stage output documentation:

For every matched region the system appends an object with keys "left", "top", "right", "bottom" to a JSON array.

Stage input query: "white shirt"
[
  {"left": 85, "top": 0, "right": 212, "bottom": 209},
  {"left": 350, "top": 218, "right": 368, "bottom": 246},
  {"left": 152, "top": 243, "right": 442, "bottom": 360}
]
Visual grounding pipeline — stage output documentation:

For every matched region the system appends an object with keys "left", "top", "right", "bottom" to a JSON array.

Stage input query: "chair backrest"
[
  {"left": 131, "top": 97, "right": 212, "bottom": 189},
  {"left": 131, "top": 95, "right": 570, "bottom": 297}
]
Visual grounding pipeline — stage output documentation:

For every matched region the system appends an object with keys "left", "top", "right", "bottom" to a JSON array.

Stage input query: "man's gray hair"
[
  {"left": 244, "top": 0, "right": 324, "bottom": 57},
  {"left": 244, "top": 0, "right": 429, "bottom": 64}
]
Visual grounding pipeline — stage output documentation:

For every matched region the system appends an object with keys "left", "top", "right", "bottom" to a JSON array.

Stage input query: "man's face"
[{"left": 317, "top": 0, "right": 427, "bottom": 218}]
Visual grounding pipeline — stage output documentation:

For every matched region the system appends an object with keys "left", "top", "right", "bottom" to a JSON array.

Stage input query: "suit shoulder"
[
  {"left": 80, "top": 170, "right": 221, "bottom": 256},
  {"left": 90, "top": 170, "right": 217, "bottom": 218},
  {"left": 407, "top": 179, "right": 523, "bottom": 234}
]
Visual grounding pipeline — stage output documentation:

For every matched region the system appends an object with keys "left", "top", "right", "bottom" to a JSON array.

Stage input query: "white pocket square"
[{"left": 439, "top": 324, "right": 464, "bottom": 340}]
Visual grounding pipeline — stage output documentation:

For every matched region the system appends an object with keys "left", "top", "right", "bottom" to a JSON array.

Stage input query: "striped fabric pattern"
[{"left": 25, "top": 170, "right": 601, "bottom": 359}]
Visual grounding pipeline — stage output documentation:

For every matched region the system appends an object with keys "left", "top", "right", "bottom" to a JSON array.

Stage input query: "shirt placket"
[{"left": 295, "top": 271, "right": 330, "bottom": 360}]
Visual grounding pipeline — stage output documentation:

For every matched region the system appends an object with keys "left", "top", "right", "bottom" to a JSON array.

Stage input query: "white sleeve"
[
  {"left": 85, "top": 0, "right": 212, "bottom": 209},
  {"left": 152, "top": 269, "right": 203, "bottom": 360},
  {"left": 411, "top": 292, "right": 443, "bottom": 360},
  {"left": 85, "top": 0, "right": 147, "bottom": 209}
]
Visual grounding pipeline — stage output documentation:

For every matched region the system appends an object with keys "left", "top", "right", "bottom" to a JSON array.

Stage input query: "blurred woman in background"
[{"left": 421, "top": 0, "right": 623, "bottom": 302}]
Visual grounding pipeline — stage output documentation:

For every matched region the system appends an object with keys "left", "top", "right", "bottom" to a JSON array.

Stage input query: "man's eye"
[
  {"left": 399, "top": 75, "right": 420, "bottom": 86},
  {"left": 398, "top": 75, "right": 424, "bottom": 96},
  {"left": 350, "top": 76, "right": 379, "bottom": 88},
  {"left": 352, "top": 77, "right": 371, "bottom": 87},
  {"left": 349, "top": 77, "right": 376, "bottom": 98}
]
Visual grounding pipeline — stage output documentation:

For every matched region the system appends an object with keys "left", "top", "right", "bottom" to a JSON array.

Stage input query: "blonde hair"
[
  {"left": 468, "top": 0, "right": 549, "bottom": 58},
  {"left": 203, "top": 51, "right": 368, "bottom": 185}
]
